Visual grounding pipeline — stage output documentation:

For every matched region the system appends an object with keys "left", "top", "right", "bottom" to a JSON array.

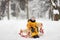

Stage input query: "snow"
[
  {"left": 0, "top": 19, "right": 60, "bottom": 40},
  {"left": 53, "top": 9, "right": 59, "bottom": 14}
]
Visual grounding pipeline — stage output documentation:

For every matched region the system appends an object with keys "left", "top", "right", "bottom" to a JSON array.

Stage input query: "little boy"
[{"left": 27, "top": 16, "right": 39, "bottom": 38}]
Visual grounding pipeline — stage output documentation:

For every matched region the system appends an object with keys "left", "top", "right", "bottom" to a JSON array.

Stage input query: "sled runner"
[
  {"left": 19, "top": 29, "right": 30, "bottom": 38},
  {"left": 19, "top": 23, "right": 44, "bottom": 38}
]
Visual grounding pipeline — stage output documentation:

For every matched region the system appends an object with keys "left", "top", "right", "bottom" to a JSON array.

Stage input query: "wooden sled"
[{"left": 19, "top": 22, "right": 44, "bottom": 38}]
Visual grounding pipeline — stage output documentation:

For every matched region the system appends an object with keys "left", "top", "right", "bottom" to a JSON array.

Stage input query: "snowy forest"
[
  {"left": 0, "top": 0, "right": 60, "bottom": 40},
  {"left": 0, "top": 0, "right": 60, "bottom": 21}
]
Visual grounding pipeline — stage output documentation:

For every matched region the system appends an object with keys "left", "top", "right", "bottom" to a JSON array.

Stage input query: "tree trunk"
[
  {"left": 26, "top": 0, "right": 29, "bottom": 19},
  {"left": 7, "top": 0, "right": 9, "bottom": 20}
]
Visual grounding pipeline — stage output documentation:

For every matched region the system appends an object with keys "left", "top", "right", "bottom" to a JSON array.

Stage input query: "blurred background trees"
[{"left": 0, "top": 0, "right": 60, "bottom": 21}]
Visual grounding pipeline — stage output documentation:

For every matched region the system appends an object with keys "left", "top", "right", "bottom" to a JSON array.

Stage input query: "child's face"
[{"left": 31, "top": 17, "right": 35, "bottom": 21}]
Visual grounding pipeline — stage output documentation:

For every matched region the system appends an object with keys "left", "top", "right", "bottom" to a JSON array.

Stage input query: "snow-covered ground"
[{"left": 0, "top": 19, "right": 60, "bottom": 40}]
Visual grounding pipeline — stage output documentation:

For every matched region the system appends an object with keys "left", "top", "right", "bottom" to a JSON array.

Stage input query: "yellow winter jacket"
[{"left": 27, "top": 19, "right": 39, "bottom": 37}]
